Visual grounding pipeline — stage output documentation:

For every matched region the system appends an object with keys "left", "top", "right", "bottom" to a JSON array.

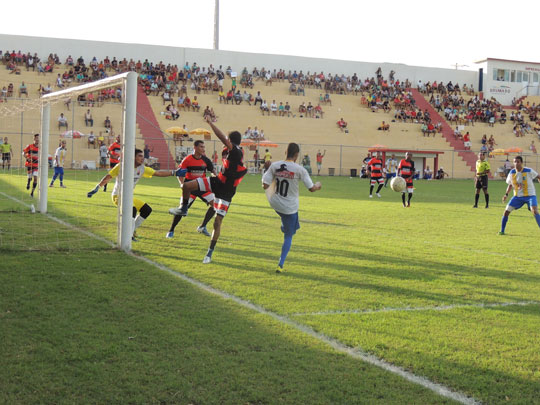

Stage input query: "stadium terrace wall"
[{"left": 0, "top": 34, "right": 479, "bottom": 86}]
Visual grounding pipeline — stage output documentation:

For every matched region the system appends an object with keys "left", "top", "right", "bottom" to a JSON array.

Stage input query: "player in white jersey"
[
  {"left": 50, "top": 140, "right": 67, "bottom": 188},
  {"left": 384, "top": 154, "right": 398, "bottom": 187},
  {"left": 262, "top": 143, "right": 321, "bottom": 273},
  {"left": 499, "top": 155, "right": 540, "bottom": 235},
  {"left": 87, "top": 148, "right": 184, "bottom": 240}
]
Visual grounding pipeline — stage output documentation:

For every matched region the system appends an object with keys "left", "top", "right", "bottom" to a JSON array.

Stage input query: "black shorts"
[
  {"left": 209, "top": 176, "right": 236, "bottom": 202},
  {"left": 475, "top": 175, "right": 488, "bottom": 189},
  {"left": 2, "top": 153, "right": 10, "bottom": 161}
]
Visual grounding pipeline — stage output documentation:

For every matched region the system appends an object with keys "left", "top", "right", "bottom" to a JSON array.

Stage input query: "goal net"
[{"left": 0, "top": 72, "right": 137, "bottom": 252}]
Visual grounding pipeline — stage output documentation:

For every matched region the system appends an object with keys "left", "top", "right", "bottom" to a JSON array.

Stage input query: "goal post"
[{"left": 39, "top": 71, "right": 138, "bottom": 251}]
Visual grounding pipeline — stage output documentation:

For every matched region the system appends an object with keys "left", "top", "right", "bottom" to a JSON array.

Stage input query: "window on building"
[
  {"left": 510, "top": 70, "right": 516, "bottom": 82},
  {"left": 533, "top": 73, "right": 539, "bottom": 83},
  {"left": 522, "top": 72, "right": 529, "bottom": 83},
  {"left": 517, "top": 71, "right": 522, "bottom": 82}
]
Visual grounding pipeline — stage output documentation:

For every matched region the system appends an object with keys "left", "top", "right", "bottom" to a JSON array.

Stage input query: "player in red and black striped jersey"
[
  {"left": 104, "top": 136, "right": 121, "bottom": 192},
  {"left": 175, "top": 117, "right": 247, "bottom": 263},
  {"left": 23, "top": 133, "right": 39, "bottom": 197},
  {"left": 367, "top": 152, "right": 384, "bottom": 198},
  {"left": 167, "top": 140, "right": 216, "bottom": 238},
  {"left": 398, "top": 152, "right": 415, "bottom": 207}
]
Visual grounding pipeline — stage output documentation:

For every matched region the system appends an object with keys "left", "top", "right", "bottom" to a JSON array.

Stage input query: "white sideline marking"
[
  {"left": 2, "top": 192, "right": 480, "bottom": 405},
  {"left": 292, "top": 301, "right": 540, "bottom": 317}
]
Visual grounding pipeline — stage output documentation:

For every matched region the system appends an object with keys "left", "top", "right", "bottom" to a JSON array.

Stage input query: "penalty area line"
[
  {"left": 291, "top": 300, "right": 540, "bottom": 317},
  {"left": 2, "top": 192, "right": 480, "bottom": 405}
]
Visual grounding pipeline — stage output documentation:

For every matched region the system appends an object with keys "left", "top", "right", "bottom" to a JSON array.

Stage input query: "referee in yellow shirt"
[{"left": 474, "top": 152, "right": 491, "bottom": 208}]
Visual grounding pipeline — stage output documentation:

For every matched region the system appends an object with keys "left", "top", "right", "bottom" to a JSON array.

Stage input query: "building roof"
[{"left": 475, "top": 58, "right": 540, "bottom": 65}]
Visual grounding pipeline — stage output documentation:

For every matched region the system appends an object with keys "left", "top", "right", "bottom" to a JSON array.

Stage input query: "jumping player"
[
  {"left": 473, "top": 152, "right": 490, "bottom": 208},
  {"left": 262, "top": 142, "right": 321, "bottom": 273},
  {"left": 166, "top": 140, "right": 216, "bottom": 238},
  {"left": 23, "top": 133, "right": 39, "bottom": 197},
  {"left": 87, "top": 148, "right": 183, "bottom": 240},
  {"left": 172, "top": 117, "right": 247, "bottom": 263},
  {"left": 398, "top": 152, "right": 415, "bottom": 207},
  {"left": 50, "top": 140, "right": 67, "bottom": 188},
  {"left": 367, "top": 151, "right": 384, "bottom": 198},
  {"left": 499, "top": 156, "right": 540, "bottom": 235}
]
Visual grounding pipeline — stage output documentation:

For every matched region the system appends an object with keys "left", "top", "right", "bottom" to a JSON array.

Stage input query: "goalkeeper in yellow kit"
[{"left": 87, "top": 148, "right": 185, "bottom": 240}]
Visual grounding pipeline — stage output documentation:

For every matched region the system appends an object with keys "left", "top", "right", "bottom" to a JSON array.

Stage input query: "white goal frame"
[{"left": 39, "top": 72, "right": 138, "bottom": 252}]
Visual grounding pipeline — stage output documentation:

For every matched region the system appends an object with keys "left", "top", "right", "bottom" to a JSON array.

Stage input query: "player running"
[
  {"left": 499, "top": 156, "right": 540, "bottom": 235},
  {"left": 87, "top": 148, "right": 183, "bottom": 241},
  {"left": 398, "top": 152, "right": 415, "bottom": 207},
  {"left": 49, "top": 140, "right": 67, "bottom": 188},
  {"left": 473, "top": 152, "right": 490, "bottom": 208},
  {"left": 262, "top": 143, "right": 321, "bottom": 273},
  {"left": 171, "top": 117, "right": 247, "bottom": 263},
  {"left": 23, "top": 133, "right": 39, "bottom": 197},
  {"left": 166, "top": 140, "right": 216, "bottom": 238},
  {"left": 367, "top": 151, "right": 384, "bottom": 198}
]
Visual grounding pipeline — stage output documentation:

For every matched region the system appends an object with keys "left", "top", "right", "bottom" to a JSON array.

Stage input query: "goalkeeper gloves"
[
  {"left": 87, "top": 184, "right": 100, "bottom": 198},
  {"left": 174, "top": 168, "right": 187, "bottom": 177}
]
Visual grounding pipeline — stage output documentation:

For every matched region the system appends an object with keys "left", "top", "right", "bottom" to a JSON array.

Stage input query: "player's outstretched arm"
[
  {"left": 153, "top": 168, "right": 187, "bottom": 178},
  {"left": 205, "top": 116, "right": 232, "bottom": 150},
  {"left": 87, "top": 174, "right": 112, "bottom": 197},
  {"left": 309, "top": 182, "right": 322, "bottom": 192}
]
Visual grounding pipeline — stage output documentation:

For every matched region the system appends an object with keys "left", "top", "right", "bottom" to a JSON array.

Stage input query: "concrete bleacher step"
[
  {"left": 136, "top": 86, "right": 175, "bottom": 170},
  {"left": 409, "top": 88, "right": 476, "bottom": 173}
]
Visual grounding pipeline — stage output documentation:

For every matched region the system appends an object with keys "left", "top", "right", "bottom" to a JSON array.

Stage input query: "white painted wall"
[
  {"left": 0, "top": 33, "right": 478, "bottom": 87},
  {"left": 484, "top": 59, "right": 540, "bottom": 104}
]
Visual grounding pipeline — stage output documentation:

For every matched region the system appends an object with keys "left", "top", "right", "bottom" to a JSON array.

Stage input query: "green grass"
[{"left": 1, "top": 169, "right": 540, "bottom": 404}]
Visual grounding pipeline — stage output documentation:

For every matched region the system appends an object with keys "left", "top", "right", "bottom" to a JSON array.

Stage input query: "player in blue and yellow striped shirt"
[{"left": 499, "top": 156, "right": 540, "bottom": 235}]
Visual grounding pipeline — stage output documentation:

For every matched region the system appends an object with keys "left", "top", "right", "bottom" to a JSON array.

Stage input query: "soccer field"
[{"left": 1, "top": 170, "right": 540, "bottom": 404}]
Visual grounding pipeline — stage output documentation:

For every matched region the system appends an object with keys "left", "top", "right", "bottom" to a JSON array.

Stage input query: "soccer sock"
[
  {"left": 206, "top": 239, "right": 217, "bottom": 258},
  {"left": 169, "top": 215, "right": 182, "bottom": 232},
  {"left": 535, "top": 214, "right": 540, "bottom": 228},
  {"left": 474, "top": 194, "right": 479, "bottom": 206},
  {"left": 59, "top": 173, "right": 64, "bottom": 184},
  {"left": 201, "top": 206, "right": 215, "bottom": 228},
  {"left": 369, "top": 185, "right": 374, "bottom": 195},
  {"left": 279, "top": 234, "right": 293, "bottom": 268},
  {"left": 103, "top": 184, "right": 107, "bottom": 192},
  {"left": 376, "top": 183, "right": 383, "bottom": 193},
  {"left": 27, "top": 178, "right": 31, "bottom": 188},
  {"left": 134, "top": 215, "right": 145, "bottom": 231},
  {"left": 401, "top": 193, "right": 406, "bottom": 205},
  {"left": 408, "top": 193, "right": 413, "bottom": 204},
  {"left": 485, "top": 194, "right": 489, "bottom": 207},
  {"left": 501, "top": 216, "right": 509, "bottom": 233},
  {"left": 31, "top": 181, "right": 37, "bottom": 195}
]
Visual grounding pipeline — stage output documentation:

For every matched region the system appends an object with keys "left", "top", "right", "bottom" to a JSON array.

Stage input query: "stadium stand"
[{"left": 3, "top": 48, "right": 538, "bottom": 177}]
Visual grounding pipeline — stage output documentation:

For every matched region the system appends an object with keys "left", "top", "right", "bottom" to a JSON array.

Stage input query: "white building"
[{"left": 478, "top": 58, "right": 540, "bottom": 105}]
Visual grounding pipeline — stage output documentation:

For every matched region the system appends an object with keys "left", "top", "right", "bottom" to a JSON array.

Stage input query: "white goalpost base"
[{"left": 39, "top": 72, "right": 138, "bottom": 252}]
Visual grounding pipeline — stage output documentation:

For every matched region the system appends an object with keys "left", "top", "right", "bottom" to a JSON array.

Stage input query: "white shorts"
[
  {"left": 402, "top": 187, "right": 414, "bottom": 194},
  {"left": 196, "top": 177, "right": 232, "bottom": 217},
  {"left": 27, "top": 169, "right": 38, "bottom": 177},
  {"left": 213, "top": 198, "right": 230, "bottom": 217}
]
